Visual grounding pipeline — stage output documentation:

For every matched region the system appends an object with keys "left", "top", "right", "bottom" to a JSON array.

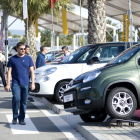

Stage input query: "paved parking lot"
[
  {"left": 1, "top": 83, "right": 140, "bottom": 140},
  {"left": 0, "top": 86, "right": 85, "bottom": 140}
]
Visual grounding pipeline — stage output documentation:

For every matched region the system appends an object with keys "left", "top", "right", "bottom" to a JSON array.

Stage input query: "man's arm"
[
  {"left": 5, "top": 67, "right": 12, "bottom": 91},
  {"left": 30, "top": 66, "right": 35, "bottom": 91}
]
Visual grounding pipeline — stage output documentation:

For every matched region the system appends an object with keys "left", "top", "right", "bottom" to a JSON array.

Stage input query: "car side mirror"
[
  {"left": 138, "top": 58, "right": 140, "bottom": 65},
  {"left": 87, "top": 57, "right": 99, "bottom": 65}
]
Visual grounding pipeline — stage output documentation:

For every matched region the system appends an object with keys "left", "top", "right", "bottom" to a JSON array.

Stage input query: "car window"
[
  {"left": 94, "top": 46, "right": 124, "bottom": 63},
  {"left": 49, "top": 53, "right": 63, "bottom": 62},
  {"left": 61, "top": 46, "right": 90, "bottom": 63},
  {"left": 77, "top": 48, "right": 96, "bottom": 63},
  {"left": 109, "top": 44, "right": 140, "bottom": 64}
]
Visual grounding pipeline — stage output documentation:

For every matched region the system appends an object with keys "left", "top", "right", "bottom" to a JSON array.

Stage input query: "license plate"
[{"left": 64, "top": 94, "right": 73, "bottom": 103}]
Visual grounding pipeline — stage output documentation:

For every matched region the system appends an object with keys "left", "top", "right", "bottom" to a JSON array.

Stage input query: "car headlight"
[
  {"left": 83, "top": 70, "right": 101, "bottom": 83},
  {"left": 41, "top": 76, "right": 50, "bottom": 82},
  {"left": 42, "top": 67, "right": 57, "bottom": 76}
]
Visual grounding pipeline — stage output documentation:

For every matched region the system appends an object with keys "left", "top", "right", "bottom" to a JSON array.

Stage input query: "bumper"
[
  {"left": 29, "top": 80, "right": 55, "bottom": 96},
  {"left": 64, "top": 84, "right": 104, "bottom": 114}
]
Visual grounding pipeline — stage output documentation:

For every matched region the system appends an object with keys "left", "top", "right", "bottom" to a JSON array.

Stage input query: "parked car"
[
  {"left": 30, "top": 42, "right": 137, "bottom": 104},
  {"left": 45, "top": 52, "right": 64, "bottom": 63},
  {"left": 36, "top": 50, "right": 62, "bottom": 60},
  {"left": 63, "top": 43, "right": 140, "bottom": 122}
]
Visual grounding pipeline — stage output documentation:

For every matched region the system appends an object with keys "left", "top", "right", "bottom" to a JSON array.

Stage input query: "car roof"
[{"left": 85, "top": 42, "right": 139, "bottom": 48}]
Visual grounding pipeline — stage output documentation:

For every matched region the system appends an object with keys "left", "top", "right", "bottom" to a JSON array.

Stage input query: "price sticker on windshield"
[{"left": 64, "top": 94, "right": 73, "bottom": 103}]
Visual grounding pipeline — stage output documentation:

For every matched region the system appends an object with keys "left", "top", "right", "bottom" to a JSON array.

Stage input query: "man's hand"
[
  {"left": 30, "top": 83, "right": 35, "bottom": 91},
  {"left": 5, "top": 85, "right": 11, "bottom": 92}
]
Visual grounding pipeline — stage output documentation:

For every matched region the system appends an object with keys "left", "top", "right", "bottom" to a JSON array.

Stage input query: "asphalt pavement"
[{"left": 0, "top": 85, "right": 85, "bottom": 140}]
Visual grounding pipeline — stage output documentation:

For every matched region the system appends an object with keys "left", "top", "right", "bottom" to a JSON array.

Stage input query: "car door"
[{"left": 77, "top": 45, "right": 125, "bottom": 73}]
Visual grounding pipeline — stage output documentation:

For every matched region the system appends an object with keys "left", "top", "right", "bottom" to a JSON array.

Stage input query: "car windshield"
[
  {"left": 47, "top": 53, "right": 63, "bottom": 62},
  {"left": 61, "top": 46, "right": 93, "bottom": 63},
  {"left": 109, "top": 44, "right": 140, "bottom": 64}
]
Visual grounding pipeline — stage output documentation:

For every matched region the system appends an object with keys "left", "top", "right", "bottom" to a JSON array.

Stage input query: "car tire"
[
  {"left": 80, "top": 111, "right": 107, "bottom": 122},
  {"left": 55, "top": 81, "right": 70, "bottom": 104},
  {"left": 106, "top": 87, "right": 137, "bottom": 119}
]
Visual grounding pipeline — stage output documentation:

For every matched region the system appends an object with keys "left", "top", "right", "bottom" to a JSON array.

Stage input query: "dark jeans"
[{"left": 12, "top": 84, "right": 29, "bottom": 122}]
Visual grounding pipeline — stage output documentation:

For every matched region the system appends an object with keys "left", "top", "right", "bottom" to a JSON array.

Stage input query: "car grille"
[
  {"left": 29, "top": 83, "right": 40, "bottom": 93},
  {"left": 64, "top": 90, "right": 76, "bottom": 109}
]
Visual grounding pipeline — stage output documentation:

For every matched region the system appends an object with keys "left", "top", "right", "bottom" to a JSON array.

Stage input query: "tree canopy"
[{"left": 0, "top": 0, "right": 74, "bottom": 22}]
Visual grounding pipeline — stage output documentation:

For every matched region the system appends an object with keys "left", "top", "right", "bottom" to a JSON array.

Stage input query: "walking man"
[
  {"left": 25, "top": 45, "right": 36, "bottom": 69},
  {"left": 36, "top": 45, "right": 48, "bottom": 68},
  {"left": 0, "top": 61, "right": 6, "bottom": 87},
  {"left": 0, "top": 50, "right": 5, "bottom": 62},
  {"left": 0, "top": 50, "right": 5, "bottom": 71},
  {"left": 25, "top": 45, "right": 33, "bottom": 58},
  {"left": 5, "top": 42, "right": 35, "bottom": 125}
]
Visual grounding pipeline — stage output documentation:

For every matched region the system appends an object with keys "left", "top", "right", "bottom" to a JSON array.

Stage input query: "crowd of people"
[{"left": 0, "top": 42, "right": 71, "bottom": 125}]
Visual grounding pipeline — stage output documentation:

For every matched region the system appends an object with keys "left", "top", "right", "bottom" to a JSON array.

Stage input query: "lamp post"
[
  {"left": 128, "top": 0, "right": 133, "bottom": 47},
  {"left": 80, "top": 0, "right": 85, "bottom": 46},
  {"left": 4, "top": 10, "right": 8, "bottom": 71}
]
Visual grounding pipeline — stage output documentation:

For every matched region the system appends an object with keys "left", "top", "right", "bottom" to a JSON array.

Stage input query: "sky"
[{"left": 0, "top": 5, "right": 121, "bottom": 31}]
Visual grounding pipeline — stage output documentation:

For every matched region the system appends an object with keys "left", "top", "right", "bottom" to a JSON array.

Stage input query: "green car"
[{"left": 63, "top": 43, "right": 140, "bottom": 122}]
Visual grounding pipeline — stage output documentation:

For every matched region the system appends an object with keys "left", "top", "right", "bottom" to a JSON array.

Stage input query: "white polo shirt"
[{"left": 0, "top": 53, "right": 5, "bottom": 62}]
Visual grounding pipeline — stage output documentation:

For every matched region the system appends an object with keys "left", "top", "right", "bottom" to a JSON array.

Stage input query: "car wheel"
[
  {"left": 55, "top": 81, "right": 70, "bottom": 104},
  {"left": 106, "top": 87, "right": 137, "bottom": 119},
  {"left": 80, "top": 111, "right": 107, "bottom": 122}
]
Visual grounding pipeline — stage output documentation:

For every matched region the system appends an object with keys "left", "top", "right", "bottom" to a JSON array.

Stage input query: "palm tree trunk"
[
  {"left": 25, "top": 22, "right": 37, "bottom": 61},
  {"left": 88, "top": 0, "right": 106, "bottom": 44}
]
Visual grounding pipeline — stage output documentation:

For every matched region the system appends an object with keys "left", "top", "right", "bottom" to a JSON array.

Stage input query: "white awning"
[
  {"left": 38, "top": 11, "right": 116, "bottom": 35},
  {"left": 71, "top": 0, "right": 140, "bottom": 27}
]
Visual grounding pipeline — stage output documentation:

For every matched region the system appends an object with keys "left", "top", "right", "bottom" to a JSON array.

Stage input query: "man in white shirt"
[
  {"left": 0, "top": 50, "right": 5, "bottom": 62},
  {"left": 0, "top": 50, "right": 5, "bottom": 71},
  {"left": 62, "top": 46, "right": 70, "bottom": 60}
]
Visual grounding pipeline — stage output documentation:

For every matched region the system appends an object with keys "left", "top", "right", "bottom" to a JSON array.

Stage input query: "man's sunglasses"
[{"left": 20, "top": 48, "right": 25, "bottom": 50}]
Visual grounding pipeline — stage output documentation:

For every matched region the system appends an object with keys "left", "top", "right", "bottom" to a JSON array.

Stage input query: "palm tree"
[
  {"left": 79, "top": 0, "right": 106, "bottom": 44},
  {"left": 0, "top": 0, "right": 73, "bottom": 60}
]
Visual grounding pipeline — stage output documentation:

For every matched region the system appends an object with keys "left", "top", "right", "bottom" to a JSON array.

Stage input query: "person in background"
[
  {"left": 5, "top": 42, "right": 35, "bottom": 125},
  {"left": 25, "top": 45, "right": 33, "bottom": 58},
  {"left": 0, "top": 50, "right": 5, "bottom": 62},
  {"left": 0, "top": 61, "right": 6, "bottom": 87},
  {"left": 25, "top": 45, "right": 36, "bottom": 69},
  {"left": 62, "top": 46, "right": 70, "bottom": 60},
  {"left": 36, "top": 45, "right": 48, "bottom": 68},
  {"left": 0, "top": 50, "right": 5, "bottom": 71}
]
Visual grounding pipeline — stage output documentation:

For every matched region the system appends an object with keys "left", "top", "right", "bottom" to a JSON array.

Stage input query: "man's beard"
[{"left": 18, "top": 52, "right": 24, "bottom": 56}]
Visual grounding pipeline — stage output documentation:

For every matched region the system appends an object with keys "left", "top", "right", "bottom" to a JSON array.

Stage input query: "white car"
[{"left": 30, "top": 42, "right": 134, "bottom": 103}]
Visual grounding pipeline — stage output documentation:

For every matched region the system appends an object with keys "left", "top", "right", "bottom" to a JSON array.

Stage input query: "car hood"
[
  {"left": 99, "top": 63, "right": 124, "bottom": 72},
  {"left": 34, "top": 63, "right": 70, "bottom": 73},
  {"left": 73, "top": 63, "right": 123, "bottom": 82},
  {"left": 73, "top": 71, "right": 92, "bottom": 82}
]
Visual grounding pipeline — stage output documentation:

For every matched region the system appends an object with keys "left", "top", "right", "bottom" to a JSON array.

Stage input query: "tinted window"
[
  {"left": 77, "top": 48, "right": 96, "bottom": 63},
  {"left": 109, "top": 44, "right": 140, "bottom": 64},
  {"left": 94, "top": 46, "right": 125, "bottom": 63},
  {"left": 61, "top": 46, "right": 91, "bottom": 63}
]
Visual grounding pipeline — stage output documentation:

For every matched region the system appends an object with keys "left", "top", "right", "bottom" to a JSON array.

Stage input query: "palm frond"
[{"left": 0, "top": 0, "right": 74, "bottom": 24}]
